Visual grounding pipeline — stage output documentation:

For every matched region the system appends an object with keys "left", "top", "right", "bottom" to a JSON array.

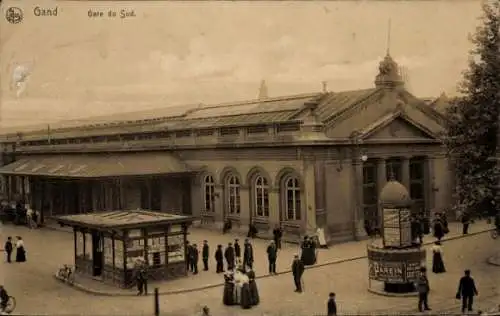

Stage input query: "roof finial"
[
  {"left": 258, "top": 79, "right": 268, "bottom": 99},
  {"left": 386, "top": 18, "right": 392, "bottom": 56}
]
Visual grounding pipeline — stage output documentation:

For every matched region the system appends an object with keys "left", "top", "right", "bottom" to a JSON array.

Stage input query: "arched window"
[
  {"left": 203, "top": 175, "right": 215, "bottom": 212},
  {"left": 226, "top": 175, "right": 241, "bottom": 214},
  {"left": 285, "top": 177, "right": 301, "bottom": 221},
  {"left": 254, "top": 175, "right": 269, "bottom": 217}
]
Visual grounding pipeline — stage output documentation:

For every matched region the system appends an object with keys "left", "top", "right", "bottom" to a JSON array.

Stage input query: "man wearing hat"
[{"left": 291, "top": 255, "right": 305, "bottom": 293}]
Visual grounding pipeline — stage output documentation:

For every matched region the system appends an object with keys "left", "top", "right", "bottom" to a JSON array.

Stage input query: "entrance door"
[{"left": 91, "top": 232, "right": 103, "bottom": 277}]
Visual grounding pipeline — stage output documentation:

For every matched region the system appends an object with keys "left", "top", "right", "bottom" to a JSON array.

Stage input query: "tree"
[{"left": 444, "top": 1, "right": 500, "bottom": 218}]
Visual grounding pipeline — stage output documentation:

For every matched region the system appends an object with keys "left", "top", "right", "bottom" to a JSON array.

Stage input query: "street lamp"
[{"left": 361, "top": 154, "right": 368, "bottom": 162}]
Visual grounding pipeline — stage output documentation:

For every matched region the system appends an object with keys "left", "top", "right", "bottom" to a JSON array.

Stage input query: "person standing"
[
  {"left": 462, "top": 212, "right": 471, "bottom": 235},
  {"left": 234, "top": 239, "right": 241, "bottom": 265},
  {"left": 224, "top": 242, "right": 235, "bottom": 271},
  {"left": 433, "top": 215, "right": 444, "bottom": 242},
  {"left": 246, "top": 268, "right": 260, "bottom": 306},
  {"left": 431, "top": 241, "right": 446, "bottom": 273},
  {"left": 4, "top": 237, "right": 13, "bottom": 263},
  {"left": 272, "top": 225, "right": 283, "bottom": 250},
  {"left": 416, "top": 267, "right": 431, "bottom": 312},
  {"left": 243, "top": 239, "right": 254, "bottom": 270},
  {"left": 266, "top": 241, "right": 277, "bottom": 275},
  {"left": 291, "top": 255, "right": 305, "bottom": 293},
  {"left": 185, "top": 241, "right": 192, "bottom": 272},
  {"left": 215, "top": 244, "right": 224, "bottom": 273},
  {"left": 15, "top": 236, "right": 26, "bottom": 263},
  {"left": 327, "top": 292, "right": 337, "bottom": 316},
  {"left": 247, "top": 221, "right": 258, "bottom": 239},
  {"left": 136, "top": 266, "right": 147, "bottom": 295},
  {"left": 202, "top": 240, "right": 209, "bottom": 271},
  {"left": 26, "top": 205, "right": 35, "bottom": 229},
  {"left": 456, "top": 269, "right": 478, "bottom": 313},
  {"left": 191, "top": 244, "right": 199, "bottom": 274}
]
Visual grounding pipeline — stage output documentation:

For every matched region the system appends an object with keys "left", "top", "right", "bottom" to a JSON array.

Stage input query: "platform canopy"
[
  {"left": 0, "top": 153, "right": 195, "bottom": 178},
  {"left": 54, "top": 210, "right": 194, "bottom": 230}
]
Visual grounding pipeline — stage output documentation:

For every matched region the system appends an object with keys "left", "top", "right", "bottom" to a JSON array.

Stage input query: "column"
[
  {"left": 303, "top": 159, "right": 317, "bottom": 235},
  {"left": 239, "top": 185, "right": 251, "bottom": 226},
  {"left": 377, "top": 158, "right": 387, "bottom": 193},
  {"left": 352, "top": 159, "right": 367, "bottom": 239},
  {"left": 214, "top": 184, "right": 224, "bottom": 228},
  {"left": 268, "top": 187, "right": 280, "bottom": 227},
  {"left": 190, "top": 176, "right": 202, "bottom": 218},
  {"left": 424, "top": 156, "right": 435, "bottom": 216},
  {"left": 402, "top": 157, "right": 410, "bottom": 189},
  {"left": 376, "top": 158, "right": 387, "bottom": 223}
]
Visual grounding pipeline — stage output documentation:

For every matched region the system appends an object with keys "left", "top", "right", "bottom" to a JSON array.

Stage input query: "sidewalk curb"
[
  {"left": 49, "top": 226, "right": 494, "bottom": 297},
  {"left": 487, "top": 255, "right": 500, "bottom": 267}
]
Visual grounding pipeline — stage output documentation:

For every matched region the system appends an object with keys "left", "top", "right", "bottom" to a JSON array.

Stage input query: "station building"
[{"left": 0, "top": 54, "right": 452, "bottom": 243}]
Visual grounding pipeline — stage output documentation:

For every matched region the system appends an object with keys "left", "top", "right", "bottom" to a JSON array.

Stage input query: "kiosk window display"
[{"left": 56, "top": 210, "right": 194, "bottom": 288}]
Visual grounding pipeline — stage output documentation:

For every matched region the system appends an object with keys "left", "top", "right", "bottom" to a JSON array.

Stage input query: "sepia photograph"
[{"left": 0, "top": 0, "right": 499, "bottom": 315}]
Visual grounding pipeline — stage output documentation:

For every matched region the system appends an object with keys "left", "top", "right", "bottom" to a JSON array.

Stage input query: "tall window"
[
  {"left": 203, "top": 175, "right": 215, "bottom": 212},
  {"left": 226, "top": 175, "right": 241, "bottom": 214},
  {"left": 285, "top": 177, "right": 301, "bottom": 221},
  {"left": 386, "top": 157, "right": 403, "bottom": 182},
  {"left": 254, "top": 176, "right": 269, "bottom": 217}
]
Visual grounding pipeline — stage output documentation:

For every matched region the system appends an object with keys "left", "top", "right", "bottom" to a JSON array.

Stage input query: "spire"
[
  {"left": 258, "top": 80, "right": 268, "bottom": 99},
  {"left": 374, "top": 19, "right": 404, "bottom": 89},
  {"left": 322, "top": 81, "right": 328, "bottom": 93},
  {"left": 386, "top": 19, "right": 392, "bottom": 56}
]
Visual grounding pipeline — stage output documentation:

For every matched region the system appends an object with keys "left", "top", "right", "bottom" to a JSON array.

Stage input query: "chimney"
[
  {"left": 258, "top": 80, "right": 268, "bottom": 99},
  {"left": 322, "top": 81, "right": 328, "bottom": 93}
]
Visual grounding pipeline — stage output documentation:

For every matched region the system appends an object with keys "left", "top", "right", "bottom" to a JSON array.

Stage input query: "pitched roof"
[{"left": 0, "top": 87, "right": 446, "bottom": 140}]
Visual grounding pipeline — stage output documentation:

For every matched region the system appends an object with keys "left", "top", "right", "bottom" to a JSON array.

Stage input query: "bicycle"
[
  {"left": 57, "top": 265, "right": 75, "bottom": 284},
  {"left": 491, "top": 229, "right": 499, "bottom": 239},
  {"left": 1, "top": 296, "right": 16, "bottom": 314}
]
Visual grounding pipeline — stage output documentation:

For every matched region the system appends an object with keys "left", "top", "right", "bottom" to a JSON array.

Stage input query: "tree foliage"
[{"left": 444, "top": 1, "right": 500, "bottom": 216}]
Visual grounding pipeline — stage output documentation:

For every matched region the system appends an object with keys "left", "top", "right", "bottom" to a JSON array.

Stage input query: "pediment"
[{"left": 360, "top": 114, "right": 438, "bottom": 141}]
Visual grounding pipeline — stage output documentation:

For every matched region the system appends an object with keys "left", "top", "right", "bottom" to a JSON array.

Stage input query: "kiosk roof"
[{"left": 54, "top": 210, "right": 194, "bottom": 230}]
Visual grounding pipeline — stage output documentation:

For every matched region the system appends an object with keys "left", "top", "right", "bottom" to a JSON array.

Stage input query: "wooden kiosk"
[{"left": 55, "top": 210, "right": 194, "bottom": 288}]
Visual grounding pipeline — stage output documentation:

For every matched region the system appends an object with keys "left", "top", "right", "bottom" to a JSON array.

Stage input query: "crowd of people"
[{"left": 3, "top": 236, "right": 26, "bottom": 263}]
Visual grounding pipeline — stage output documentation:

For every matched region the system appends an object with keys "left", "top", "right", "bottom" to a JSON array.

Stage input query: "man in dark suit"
[
  {"left": 416, "top": 267, "right": 431, "bottom": 312},
  {"left": 215, "top": 244, "right": 224, "bottom": 273},
  {"left": 457, "top": 269, "right": 478, "bottom": 313},
  {"left": 202, "top": 240, "right": 209, "bottom": 271},
  {"left": 224, "top": 242, "right": 235, "bottom": 271},
  {"left": 243, "top": 239, "right": 254, "bottom": 271},
  {"left": 4, "top": 237, "right": 13, "bottom": 263},
  {"left": 272, "top": 225, "right": 283, "bottom": 250},
  {"left": 185, "top": 240, "right": 192, "bottom": 272},
  {"left": 266, "top": 241, "right": 278, "bottom": 274},
  {"left": 191, "top": 244, "right": 199, "bottom": 274},
  {"left": 291, "top": 255, "right": 305, "bottom": 293}
]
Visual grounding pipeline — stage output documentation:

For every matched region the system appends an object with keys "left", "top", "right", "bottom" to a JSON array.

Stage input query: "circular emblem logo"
[{"left": 5, "top": 7, "right": 23, "bottom": 24}]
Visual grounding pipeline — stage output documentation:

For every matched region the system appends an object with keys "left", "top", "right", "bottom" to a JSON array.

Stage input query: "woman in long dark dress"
[
  {"left": 433, "top": 217, "right": 444, "bottom": 241},
  {"left": 15, "top": 236, "right": 26, "bottom": 263},
  {"left": 431, "top": 241, "right": 446, "bottom": 273},
  {"left": 246, "top": 269, "right": 259, "bottom": 306},
  {"left": 223, "top": 272, "right": 235, "bottom": 306}
]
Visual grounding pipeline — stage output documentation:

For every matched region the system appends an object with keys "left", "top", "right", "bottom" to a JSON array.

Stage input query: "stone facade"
[{"left": 0, "top": 54, "right": 453, "bottom": 243}]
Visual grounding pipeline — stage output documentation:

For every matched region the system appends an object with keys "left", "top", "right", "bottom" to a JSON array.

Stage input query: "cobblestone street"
[{"left": 1, "top": 221, "right": 498, "bottom": 315}]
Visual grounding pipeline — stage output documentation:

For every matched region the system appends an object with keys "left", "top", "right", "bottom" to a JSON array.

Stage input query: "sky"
[{"left": 0, "top": 0, "right": 484, "bottom": 127}]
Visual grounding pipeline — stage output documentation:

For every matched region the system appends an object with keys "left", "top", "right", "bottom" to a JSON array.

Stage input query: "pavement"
[
  {"left": 1, "top": 220, "right": 499, "bottom": 316},
  {"left": 44, "top": 219, "right": 495, "bottom": 296}
]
